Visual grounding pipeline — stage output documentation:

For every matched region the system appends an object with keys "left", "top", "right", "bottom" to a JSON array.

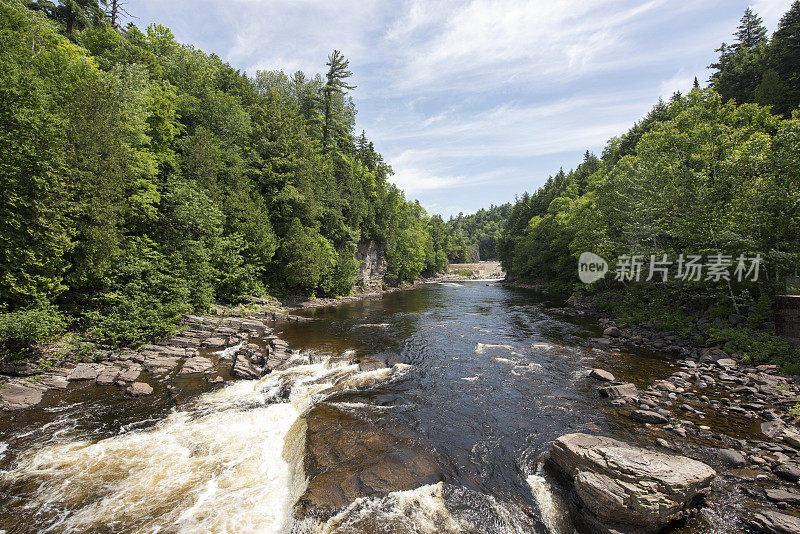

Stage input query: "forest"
[
  {"left": 445, "top": 204, "right": 511, "bottom": 262},
  {"left": 498, "top": 5, "right": 800, "bottom": 370},
  {"left": 0, "top": 0, "right": 453, "bottom": 355}
]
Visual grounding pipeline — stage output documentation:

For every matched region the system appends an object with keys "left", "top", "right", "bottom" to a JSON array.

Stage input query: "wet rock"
[
  {"left": 780, "top": 428, "right": 800, "bottom": 450},
  {"left": 126, "top": 382, "right": 153, "bottom": 396},
  {"left": 116, "top": 364, "right": 142, "bottom": 383},
  {"left": 630, "top": 410, "right": 669, "bottom": 424},
  {"left": 232, "top": 355, "right": 261, "bottom": 380},
  {"left": 95, "top": 366, "right": 121, "bottom": 386},
  {"left": 549, "top": 433, "right": 715, "bottom": 534},
  {"left": 603, "top": 326, "right": 621, "bottom": 337},
  {"left": 140, "top": 355, "right": 181, "bottom": 374},
  {"left": 718, "top": 449, "right": 747, "bottom": 468},
  {"left": 0, "top": 362, "right": 39, "bottom": 376},
  {"left": 179, "top": 356, "right": 213, "bottom": 375},
  {"left": 292, "top": 403, "right": 451, "bottom": 519},
  {"left": 201, "top": 337, "right": 227, "bottom": 349},
  {"left": 68, "top": 363, "right": 101, "bottom": 381},
  {"left": 745, "top": 510, "right": 800, "bottom": 534},
  {"left": 765, "top": 489, "right": 800, "bottom": 506},
  {"left": 0, "top": 382, "right": 45, "bottom": 410},
  {"left": 773, "top": 463, "right": 800, "bottom": 483},
  {"left": 763, "top": 420, "right": 787, "bottom": 439},
  {"left": 589, "top": 369, "right": 615, "bottom": 382},
  {"left": 598, "top": 382, "right": 638, "bottom": 400},
  {"left": 207, "top": 376, "right": 224, "bottom": 384},
  {"left": 699, "top": 348, "right": 727, "bottom": 363}
]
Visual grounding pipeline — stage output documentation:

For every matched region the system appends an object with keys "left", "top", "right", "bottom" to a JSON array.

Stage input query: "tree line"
[
  {"left": 498, "top": 4, "right": 800, "bottom": 370},
  {"left": 0, "top": 0, "right": 450, "bottom": 354}
]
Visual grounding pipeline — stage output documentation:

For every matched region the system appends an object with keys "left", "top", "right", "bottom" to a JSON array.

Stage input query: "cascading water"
[{"left": 0, "top": 356, "right": 411, "bottom": 533}]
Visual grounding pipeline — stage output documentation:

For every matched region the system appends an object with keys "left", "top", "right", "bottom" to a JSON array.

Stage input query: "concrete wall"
[{"left": 775, "top": 295, "right": 800, "bottom": 345}]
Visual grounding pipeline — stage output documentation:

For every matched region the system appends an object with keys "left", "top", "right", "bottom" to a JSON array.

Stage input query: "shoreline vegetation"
[{"left": 497, "top": 4, "right": 800, "bottom": 374}]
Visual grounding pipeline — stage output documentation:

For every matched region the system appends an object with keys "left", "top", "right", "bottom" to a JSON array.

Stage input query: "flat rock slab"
[
  {"left": 116, "top": 365, "right": 142, "bottom": 383},
  {"left": 141, "top": 356, "right": 181, "bottom": 374},
  {"left": 630, "top": 410, "right": 669, "bottom": 424},
  {"left": 126, "top": 382, "right": 153, "bottom": 396},
  {"left": 68, "top": 363, "right": 101, "bottom": 381},
  {"left": 95, "top": 366, "right": 121, "bottom": 385},
  {"left": 0, "top": 383, "right": 44, "bottom": 411},
  {"left": 550, "top": 433, "right": 716, "bottom": 533},
  {"left": 765, "top": 489, "right": 800, "bottom": 505},
  {"left": 179, "top": 356, "right": 213, "bottom": 374},
  {"left": 745, "top": 510, "right": 800, "bottom": 534},
  {"left": 201, "top": 337, "right": 227, "bottom": 349}
]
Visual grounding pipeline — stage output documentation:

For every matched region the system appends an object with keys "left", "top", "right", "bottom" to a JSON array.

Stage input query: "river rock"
[
  {"left": 773, "top": 463, "right": 800, "bottom": 483},
  {"left": 603, "top": 326, "right": 621, "bottom": 337},
  {"left": 0, "top": 382, "right": 44, "bottom": 411},
  {"left": 95, "top": 365, "right": 121, "bottom": 386},
  {"left": 68, "top": 363, "right": 101, "bottom": 381},
  {"left": 179, "top": 356, "right": 213, "bottom": 375},
  {"left": 201, "top": 337, "right": 227, "bottom": 349},
  {"left": 765, "top": 488, "right": 800, "bottom": 506},
  {"left": 718, "top": 448, "right": 747, "bottom": 468},
  {"left": 598, "top": 382, "right": 638, "bottom": 400},
  {"left": 590, "top": 369, "right": 615, "bottom": 382},
  {"left": 116, "top": 364, "right": 142, "bottom": 383},
  {"left": 745, "top": 510, "right": 800, "bottom": 534},
  {"left": 716, "top": 358, "right": 737, "bottom": 369},
  {"left": 549, "top": 433, "right": 715, "bottom": 534},
  {"left": 126, "top": 382, "right": 153, "bottom": 396},
  {"left": 630, "top": 410, "right": 669, "bottom": 424},
  {"left": 232, "top": 355, "right": 260, "bottom": 379}
]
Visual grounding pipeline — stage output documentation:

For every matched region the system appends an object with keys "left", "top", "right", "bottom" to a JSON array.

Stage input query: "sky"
[{"left": 124, "top": 0, "right": 795, "bottom": 219}]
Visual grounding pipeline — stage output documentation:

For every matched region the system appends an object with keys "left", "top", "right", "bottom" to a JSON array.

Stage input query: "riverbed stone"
[
  {"left": 0, "top": 382, "right": 44, "bottom": 411},
  {"left": 598, "top": 382, "right": 638, "bottom": 400},
  {"left": 179, "top": 356, "right": 213, "bottom": 375},
  {"left": 773, "top": 463, "right": 800, "bottom": 482},
  {"left": 549, "top": 433, "right": 716, "bottom": 534},
  {"left": 116, "top": 364, "right": 142, "bottom": 383},
  {"left": 589, "top": 369, "right": 615, "bottom": 382},
  {"left": 126, "top": 382, "right": 153, "bottom": 396},
  {"left": 95, "top": 366, "right": 121, "bottom": 385},
  {"left": 765, "top": 488, "right": 800, "bottom": 506},
  {"left": 745, "top": 510, "right": 800, "bottom": 534},
  {"left": 68, "top": 363, "right": 101, "bottom": 381},
  {"left": 718, "top": 448, "right": 747, "bottom": 468},
  {"left": 201, "top": 337, "right": 227, "bottom": 349},
  {"left": 603, "top": 326, "right": 621, "bottom": 337},
  {"left": 630, "top": 409, "right": 669, "bottom": 424},
  {"left": 232, "top": 355, "right": 260, "bottom": 379}
]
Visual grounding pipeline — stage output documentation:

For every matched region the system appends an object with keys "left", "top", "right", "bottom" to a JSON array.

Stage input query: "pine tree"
[
  {"left": 693, "top": 76, "right": 700, "bottom": 89},
  {"left": 734, "top": 8, "right": 768, "bottom": 50},
  {"left": 322, "top": 50, "right": 356, "bottom": 153}
]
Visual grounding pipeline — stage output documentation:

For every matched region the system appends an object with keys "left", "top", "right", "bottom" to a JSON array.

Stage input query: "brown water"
[{"left": 0, "top": 282, "right": 764, "bottom": 533}]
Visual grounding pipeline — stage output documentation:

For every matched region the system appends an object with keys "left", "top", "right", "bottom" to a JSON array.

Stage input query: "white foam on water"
[
  {"left": 532, "top": 343, "right": 553, "bottom": 351},
  {"left": 526, "top": 465, "right": 574, "bottom": 534},
  {"left": 1, "top": 359, "right": 409, "bottom": 533},
  {"left": 0, "top": 442, "right": 7, "bottom": 460},
  {"left": 356, "top": 323, "right": 390, "bottom": 328},
  {"left": 461, "top": 376, "right": 479, "bottom": 382},
  {"left": 439, "top": 282, "right": 463, "bottom": 288},
  {"left": 492, "top": 357, "right": 516, "bottom": 365},
  {"left": 215, "top": 340, "right": 245, "bottom": 359},
  {"left": 315, "top": 483, "right": 467, "bottom": 534},
  {"left": 475, "top": 342, "right": 513, "bottom": 354}
]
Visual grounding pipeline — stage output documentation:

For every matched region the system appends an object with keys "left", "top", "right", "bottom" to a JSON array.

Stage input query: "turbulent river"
[{"left": 0, "top": 282, "right": 758, "bottom": 533}]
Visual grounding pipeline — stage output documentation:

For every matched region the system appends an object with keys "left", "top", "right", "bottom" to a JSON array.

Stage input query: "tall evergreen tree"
[
  {"left": 771, "top": 1, "right": 800, "bottom": 114},
  {"left": 734, "top": 8, "right": 768, "bottom": 50},
  {"left": 321, "top": 50, "right": 355, "bottom": 153}
]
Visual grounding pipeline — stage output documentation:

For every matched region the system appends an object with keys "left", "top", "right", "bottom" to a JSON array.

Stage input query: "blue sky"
[{"left": 125, "top": 0, "right": 794, "bottom": 218}]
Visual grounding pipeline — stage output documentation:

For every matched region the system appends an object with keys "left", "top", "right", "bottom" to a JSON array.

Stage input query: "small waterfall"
[
  {"left": 526, "top": 463, "right": 574, "bottom": 534},
  {"left": 0, "top": 354, "right": 409, "bottom": 533}
]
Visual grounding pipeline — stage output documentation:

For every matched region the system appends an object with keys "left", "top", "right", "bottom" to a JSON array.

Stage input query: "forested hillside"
[
  {"left": 0, "top": 0, "right": 449, "bottom": 353},
  {"left": 445, "top": 204, "right": 511, "bottom": 262},
  {"left": 499, "top": 4, "right": 800, "bottom": 369}
]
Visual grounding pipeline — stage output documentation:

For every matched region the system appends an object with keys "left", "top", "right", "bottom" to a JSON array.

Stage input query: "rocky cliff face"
[{"left": 355, "top": 241, "right": 387, "bottom": 288}]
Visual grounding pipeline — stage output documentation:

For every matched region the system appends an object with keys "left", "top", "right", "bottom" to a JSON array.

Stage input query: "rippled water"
[{"left": 0, "top": 282, "right": 760, "bottom": 532}]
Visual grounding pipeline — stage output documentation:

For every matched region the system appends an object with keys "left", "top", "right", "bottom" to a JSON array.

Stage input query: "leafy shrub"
[
  {"left": 0, "top": 305, "right": 67, "bottom": 360},
  {"left": 707, "top": 327, "right": 800, "bottom": 371}
]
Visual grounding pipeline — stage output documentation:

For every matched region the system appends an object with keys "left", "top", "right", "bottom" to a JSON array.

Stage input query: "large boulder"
[
  {"left": 0, "top": 382, "right": 45, "bottom": 411},
  {"left": 179, "top": 356, "right": 213, "bottom": 375},
  {"left": 598, "top": 382, "right": 638, "bottom": 400},
  {"left": 549, "top": 433, "right": 715, "bottom": 534}
]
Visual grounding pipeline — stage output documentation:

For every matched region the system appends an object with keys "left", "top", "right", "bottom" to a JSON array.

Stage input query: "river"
[{"left": 0, "top": 281, "right": 758, "bottom": 533}]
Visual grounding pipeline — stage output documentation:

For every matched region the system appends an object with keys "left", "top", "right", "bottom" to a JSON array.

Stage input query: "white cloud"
[{"left": 750, "top": 0, "right": 796, "bottom": 30}]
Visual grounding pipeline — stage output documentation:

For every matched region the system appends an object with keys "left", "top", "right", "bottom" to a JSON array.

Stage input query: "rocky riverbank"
[
  {"left": 0, "top": 307, "right": 309, "bottom": 412},
  {"left": 563, "top": 338, "right": 800, "bottom": 532}
]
